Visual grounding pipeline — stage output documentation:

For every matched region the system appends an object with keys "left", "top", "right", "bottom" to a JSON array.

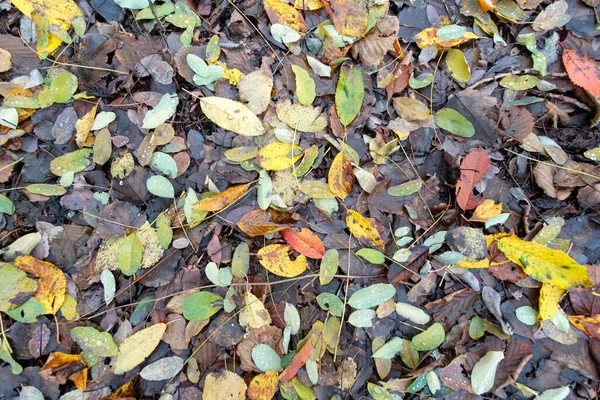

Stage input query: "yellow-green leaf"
[
  {"left": 496, "top": 235, "right": 592, "bottom": 289},
  {"left": 336, "top": 66, "right": 364, "bottom": 126},
  {"left": 291, "top": 65, "right": 316, "bottom": 106},
  {"left": 446, "top": 48, "right": 471, "bottom": 83}
]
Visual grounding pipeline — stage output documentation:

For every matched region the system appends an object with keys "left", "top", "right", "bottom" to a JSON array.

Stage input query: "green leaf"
[
  {"left": 187, "top": 54, "right": 224, "bottom": 87},
  {"left": 49, "top": 149, "right": 93, "bottom": 176},
  {"left": 0, "top": 194, "right": 15, "bottom": 215},
  {"left": 499, "top": 75, "right": 540, "bottom": 90},
  {"left": 135, "top": 1, "right": 175, "bottom": 19},
  {"left": 469, "top": 316, "right": 485, "bottom": 339},
  {"left": 372, "top": 337, "right": 403, "bottom": 359},
  {"left": 335, "top": 66, "right": 364, "bottom": 126},
  {"left": 0, "top": 262, "right": 38, "bottom": 312},
  {"left": 409, "top": 72, "right": 433, "bottom": 89},
  {"left": 348, "top": 283, "right": 395, "bottom": 309},
  {"left": 25, "top": 184, "right": 67, "bottom": 196},
  {"left": 101, "top": 269, "right": 116, "bottom": 304},
  {"left": 156, "top": 213, "right": 172, "bottom": 249},
  {"left": 446, "top": 49, "right": 471, "bottom": 83},
  {"left": 93, "top": 128, "right": 112, "bottom": 165},
  {"left": 91, "top": 111, "right": 116, "bottom": 131},
  {"left": 184, "top": 188, "right": 207, "bottom": 228},
  {"left": 117, "top": 234, "right": 143, "bottom": 276},
  {"left": 142, "top": 93, "right": 179, "bottom": 129},
  {"left": 206, "top": 35, "right": 221, "bottom": 63},
  {"left": 291, "top": 65, "right": 316, "bottom": 106},
  {"left": 114, "top": 0, "right": 149, "bottom": 9},
  {"left": 150, "top": 152, "right": 178, "bottom": 178},
  {"left": 316, "top": 293, "right": 343, "bottom": 317},
  {"left": 146, "top": 175, "right": 175, "bottom": 198},
  {"left": 348, "top": 309, "right": 376, "bottom": 327},
  {"left": 426, "top": 371, "right": 441, "bottom": 395},
  {"left": 70, "top": 326, "right": 118, "bottom": 366},
  {"left": 319, "top": 249, "right": 339, "bottom": 285},
  {"left": 284, "top": 303, "right": 301, "bottom": 334},
  {"left": 205, "top": 262, "right": 233, "bottom": 287},
  {"left": 252, "top": 344, "right": 282, "bottom": 372},
  {"left": 5, "top": 298, "right": 44, "bottom": 322},
  {"left": 400, "top": 339, "right": 419, "bottom": 369},
  {"left": 50, "top": 71, "right": 78, "bottom": 103},
  {"left": 535, "top": 386, "right": 571, "bottom": 400},
  {"left": 388, "top": 179, "right": 423, "bottom": 197},
  {"left": 355, "top": 248, "right": 386, "bottom": 264},
  {"left": 396, "top": 302, "right": 431, "bottom": 325},
  {"left": 368, "top": 383, "right": 393, "bottom": 400},
  {"left": 516, "top": 306, "right": 538, "bottom": 325},
  {"left": 0, "top": 338, "right": 22, "bottom": 374},
  {"left": 471, "top": 350, "right": 504, "bottom": 395},
  {"left": 436, "top": 24, "right": 467, "bottom": 41},
  {"left": 232, "top": 242, "right": 250, "bottom": 278},
  {"left": 182, "top": 291, "right": 223, "bottom": 321},
  {"left": 257, "top": 170, "right": 272, "bottom": 210},
  {"left": 435, "top": 108, "right": 475, "bottom": 138},
  {"left": 410, "top": 322, "right": 445, "bottom": 351}
]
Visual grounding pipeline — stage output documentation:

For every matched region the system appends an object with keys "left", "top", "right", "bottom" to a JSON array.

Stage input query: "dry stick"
[{"left": 505, "top": 149, "right": 600, "bottom": 181}]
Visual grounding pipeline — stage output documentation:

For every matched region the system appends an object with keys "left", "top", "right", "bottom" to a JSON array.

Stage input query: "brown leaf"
[
  {"left": 387, "top": 246, "right": 429, "bottom": 284},
  {"left": 40, "top": 352, "right": 85, "bottom": 384},
  {"left": 533, "top": 163, "right": 571, "bottom": 200},
  {"left": 322, "top": 0, "right": 368, "bottom": 38},
  {"left": 29, "top": 323, "right": 51, "bottom": 358},
  {"left": 237, "top": 209, "right": 295, "bottom": 237},
  {"left": 425, "top": 289, "right": 482, "bottom": 329},
  {"left": 351, "top": 16, "right": 399, "bottom": 66},
  {"left": 569, "top": 264, "right": 600, "bottom": 315},
  {"left": 236, "top": 326, "right": 283, "bottom": 372},
  {"left": 501, "top": 106, "right": 534, "bottom": 139},
  {"left": 493, "top": 339, "right": 532, "bottom": 390}
]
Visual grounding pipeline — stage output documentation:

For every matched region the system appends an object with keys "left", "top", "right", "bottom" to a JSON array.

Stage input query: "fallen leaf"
[
  {"left": 279, "top": 340, "right": 312, "bottom": 382},
  {"left": 470, "top": 200, "right": 502, "bottom": 222},
  {"left": 200, "top": 97, "right": 265, "bottom": 136},
  {"left": 291, "top": 65, "right": 316, "bottom": 106},
  {"left": 324, "top": 0, "right": 368, "bottom": 37},
  {"left": 257, "top": 244, "right": 308, "bottom": 277},
  {"left": 237, "top": 209, "right": 294, "bottom": 236},
  {"left": 276, "top": 98, "right": 328, "bottom": 132},
  {"left": 328, "top": 151, "right": 355, "bottom": 199},
  {"left": 14, "top": 256, "right": 66, "bottom": 314},
  {"left": 256, "top": 142, "right": 303, "bottom": 171},
  {"left": 194, "top": 183, "right": 251, "bottom": 212},
  {"left": 238, "top": 70, "right": 273, "bottom": 115},
  {"left": 281, "top": 228, "right": 325, "bottom": 259},
  {"left": 346, "top": 209, "right": 385, "bottom": 250},
  {"left": 264, "top": 0, "right": 306, "bottom": 31},
  {"left": 496, "top": 235, "right": 592, "bottom": 289},
  {"left": 203, "top": 370, "right": 247, "bottom": 400},
  {"left": 539, "top": 283, "right": 564, "bottom": 320},
  {"left": 336, "top": 66, "right": 364, "bottom": 126},
  {"left": 248, "top": 371, "right": 279, "bottom": 400},
  {"left": 0, "top": 262, "right": 38, "bottom": 312},
  {"left": 114, "top": 323, "right": 167, "bottom": 374},
  {"left": 351, "top": 16, "right": 399, "bottom": 66}
]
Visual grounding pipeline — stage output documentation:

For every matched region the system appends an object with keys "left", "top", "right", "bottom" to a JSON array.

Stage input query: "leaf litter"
[{"left": 0, "top": 0, "right": 599, "bottom": 398}]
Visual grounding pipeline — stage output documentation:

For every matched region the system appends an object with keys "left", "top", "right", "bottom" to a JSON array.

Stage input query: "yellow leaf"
[
  {"left": 455, "top": 258, "right": 490, "bottom": 269},
  {"left": 256, "top": 142, "right": 302, "bottom": 171},
  {"left": 568, "top": 314, "right": 600, "bottom": 340},
  {"left": 478, "top": 0, "right": 498, "bottom": 12},
  {"left": 75, "top": 105, "right": 97, "bottom": 147},
  {"left": 239, "top": 291, "right": 272, "bottom": 329},
  {"left": 328, "top": 151, "right": 354, "bottom": 199},
  {"left": 496, "top": 235, "right": 592, "bottom": 289},
  {"left": 224, "top": 68, "right": 243, "bottom": 85},
  {"left": 415, "top": 27, "right": 478, "bottom": 49},
  {"left": 194, "top": 183, "right": 251, "bottom": 212},
  {"left": 264, "top": 0, "right": 306, "bottom": 31},
  {"left": 345, "top": 210, "right": 385, "bottom": 250},
  {"left": 248, "top": 371, "right": 279, "bottom": 400},
  {"left": 11, "top": 0, "right": 83, "bottom": 56},
  {"left": 14, "top": 255, "right": 66, "bottom": 314},
  {"left": 114, "top": 323, "right": 167, "bottom": 374},
  {"left": 470, "top": 199, "right": 502, "bottom": 222},
  {"left": 294, "top": 0, "right": 324, "bottom": 10},
  {"left": 203, "top": 370, "right": 247, "bottom": 400},
  {"left": 538, "top": 283, "right": 564, "bottom": 320},
  {"left": 258, "top": 244, "right": 308, "bottom": 277}
]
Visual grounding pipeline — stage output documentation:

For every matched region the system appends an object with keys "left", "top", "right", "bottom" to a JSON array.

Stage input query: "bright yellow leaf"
[
  {"left": 328, "top": 151, "right": 354, "bottom": 199},
  {"left": 14, "top": 255, "right": 66, "bottom": 314},
  {"left": 264, "top": 0, "right": 306, "bottom": 31},
  {"left": 248, "top": 371, "right": 279, "bottom": 400},
  {"left": 568, "top": 314, "right": 600, "bottom": 340},
  {"left": 256, "top": 142, "right": 302, "bottom": 171},
  {"left": 11, "top": 0, "right": 83, "bottom": 56},
  {"left": 496, "top": 235, "right": 592, "bottom": 289},
  {"left": 538, "top": 283, "right": 564, "bottom": 320},
  {"left": 346, "top": 210, "right": 385, "bottom": 250},
  {"left": 294, "top": 0, "right": 324, "bottom": 10},
  {"left": 470, "top": 199, "right": 502, "bottom": 222},
  {"left": 258, "top": 244, "right": 308, "bottom": 277},
  {"left": 194, "top": 183, "right": 251, "bottom": 212},
  {"left": 455, "top": 258, "right": 490, "bottom": 269}
]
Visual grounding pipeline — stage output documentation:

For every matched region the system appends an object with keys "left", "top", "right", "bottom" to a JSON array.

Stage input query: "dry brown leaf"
[{"left": 351, "top": 16, "right": 399, "bottom": 67}]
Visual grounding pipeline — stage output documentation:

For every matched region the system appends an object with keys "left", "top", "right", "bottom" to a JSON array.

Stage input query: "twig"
[{"left": 466, "top": 69, "right": 567, "bottom": 91}]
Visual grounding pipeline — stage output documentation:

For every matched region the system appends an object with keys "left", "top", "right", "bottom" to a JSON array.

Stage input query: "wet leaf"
[
  {"left": 49, "top": 149, "right": 93, "bottom": 176},
  {"left": 562, "top": 48, "right": 600, "bottom": 99},
  {"left": 348, "top": 308, "right": 376, "bottom": 327},
  {"left": 200, "top": 96, "right": 265, "bottom": 136},
  {"left": 203, "top": 370, "right": 247, "bottom": 399},
  {"left": 146, "top": 175, "right": 175, "bottom": 198},
  {"left": 50, "top": 71, "right": 78, "bottom": 103},
  {"left": 281, "top": 228, "right": 325, "bottom": 259},
  {"left": 348, "top": 283, "right": 396, "bottom": 309},
  {"left": 435, "top": 108, "right": 475, "bottom": 138},
  {"left": 346, "top": 210, "right": 385, "bottom": 249},
  {"left": 471, "top": 350, "right": 504, "bottom": 394},
  {"left": 14, "top": 256, "right": 66, "bottom": 314},
  {"left": 248, "top": 371, "right": 279, "bottom": 400},
  {"left": 291, "top": 65, "right": 316, "bottom": 105},
  {"left": 328, "top": 151, "right": 355, "bottom": 199},
  {"left": 140, "top": 356, "right": 184, "bottom": 381},
  {"left": 499, "top": 75, "right": 540, "bottom": 90},
  {"left": 252, "top": 344, "right": 281, "bottom": 372},
  {"left": 410, "top": 323, "right": 445, "bottom": 351},
  {"left": 388, "top": 179, "right": 423, "bottom": 197},
  {"left": 70, "top": 327, "right": 118, "bottom": 366},
  {"left": 0, "top": 262, "right": 38, "bottom": 312},
  {"left": 114, "top": 323, "right": 166, "bottom": 374},
  {"left": 142, "top": 93, "right": 179, "bottom": 129},
  {"left": 257, "top": 142, "right": 302, "bottom": 171},
  {"left": 258, "top": 244, "right": 308, "bottom": 277},
  {"left": 372, "top": 337, "right": 403, "bottom": 359},
  {"left": 195, "top": 183, "right": 251, "bottom": 212},
  {"left": 396, "top": 302, "right": 431, "bottom": 325},
  {"left": 280, "top": 341, "right": 312, "bottom": 382},
  {"left": 446, "top": 48, "right": 471, "bottom": 83},
  {"left": 182, "top": 291, "right": 223, "bottom": 321},
  {"left": 336, "top": 66, "right": 364, "bottom": 126},
  {"left": 239, "top": 291, "right": 271, "bottom": 329}
]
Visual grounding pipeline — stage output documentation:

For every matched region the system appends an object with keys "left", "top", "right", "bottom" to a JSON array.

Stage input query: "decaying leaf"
[
  {"left": 14, "top": 256, "right": 66, "bottom": 314},
  {"left": 346, "top": 210, "right": 385, "bottom": 250},
  {"left": 257, "top": 244, "right": 308, "bottom": 277}
]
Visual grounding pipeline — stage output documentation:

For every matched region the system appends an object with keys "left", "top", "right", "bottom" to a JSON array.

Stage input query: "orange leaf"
[
  {"left": 281, "top": 228, "right": 325, "bottom": 259},
  {"left": 14, "top": 255, "right": 66, "bottom": 314},
  {"left": 40, "top": 352, "right": 85, "bottom": 385},
  {"left": 322, "top": 0, "right": 368, "bottom": 38},
  {"left": 568, "top": 314, "right": 600, "bottom": 340},
  {"left": 237, "top": 209, "right": 295, "bottom": 237},
  {"left": 258, "top": 244, "right": 308, "bottom": 277},
  {"left": 264, "top": 0, "right": 306, "bottom": 32},
  {"left": 194, "top": 183, "right": 251, "bottom": 212},
  {"left": 69, "top": 368, "right": 88, "bottom": 391},
  {"left": 345, "top": 210, "right": 385, "bottom": 250},
  {"left": 456, "top": 180, "right": 484, "bottom": 210},
  {"left": 563, "top": 48, "right": 600, "bottom": 99},
  {"left": 460, "top": 149, "right": 491, "bottom": 186},
  {"left": 470, "top": 199, "right": 502, "bottom": 222},
  {"left": 248, "top": 371, "right": 279, "bottom": 400},
  {"left": 477, "top": 0, "right": 497, "bottom": 12},
  {"left": 328, "top": 151, "right": 355, "bottom": 199},
  {"left": 279, "top": 340, "right": 313, "bottom": 382}
]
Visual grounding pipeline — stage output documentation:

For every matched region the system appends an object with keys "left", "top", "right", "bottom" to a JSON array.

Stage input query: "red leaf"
[
  {"left": 281, "top": 228, "right": 325, "bottom": 259},
  {"left": 279, "top": 341, "right": 313, "bottom": 382},
  {"left": 563, "top": 48, "right": 600, "bottom": 99},
  {"left": 459, "top": 149, "right": 491, "bottom": 187}
]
